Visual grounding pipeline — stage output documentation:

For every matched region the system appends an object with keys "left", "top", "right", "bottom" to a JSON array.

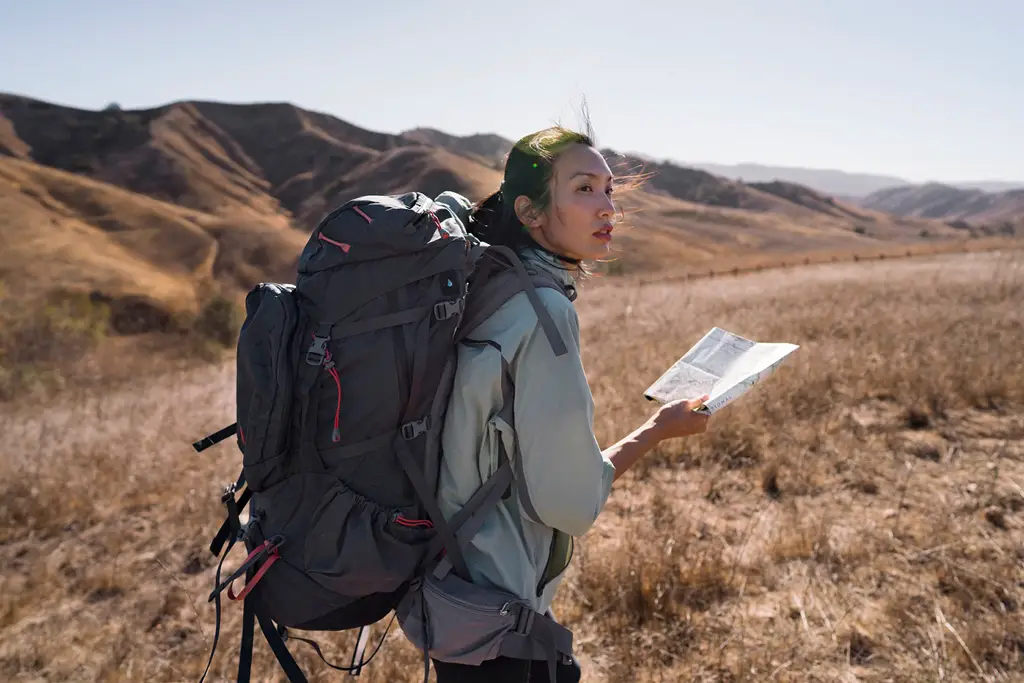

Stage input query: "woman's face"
[{"left": 516, "top": 144, "right": 617, "bottom": 261}]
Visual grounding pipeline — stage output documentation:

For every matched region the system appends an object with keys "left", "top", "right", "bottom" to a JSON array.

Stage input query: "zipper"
[
  {"left": 318, "top": 233, "right": 351, "bottom": 253},
  {"left": 323, "top": 348, "right": 342, "bottom": 443},
  {"left": 428, "top": 211, "right": 450, "bottom": 239},
  {"left": 423, "top": 579, "right": 519, "bottom": 616},
  {"left": 393, "top": 514, "right": 433, "bottom": 529}
]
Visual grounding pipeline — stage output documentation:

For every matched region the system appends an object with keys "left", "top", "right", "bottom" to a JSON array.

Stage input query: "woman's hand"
[
  {"left": 646, "top": 394, "right": 711, "bottom": 441},
  {"left": 604, "top": 395, "right": 711, "bottom": 481}
]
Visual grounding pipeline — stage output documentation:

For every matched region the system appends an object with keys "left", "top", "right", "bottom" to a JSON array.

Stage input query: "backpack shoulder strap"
[{"left": 459, "top": 245, "right": 571, "bottom": 356}]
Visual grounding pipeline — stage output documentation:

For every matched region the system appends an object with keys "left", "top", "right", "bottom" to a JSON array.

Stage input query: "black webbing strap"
[
  {"left": 330, "top": 306, "right": 430, "bottom": 339},
  {"left": 198, "top": 468, "right": 252, "bottom": 683},
  {"left": 401, "top": 311, "right": 433, "bottom": 425},
  {"left": 316, "top": 432, "right": 394, "bottom": 462},
  {"left": 387, "top": 282, "right": 470, "bottom": 578},
  {"left": 197, "top": 528, "right": 237, "bottom": 683},
  {"left": 497, "top": 608, "right": 574, "bottom": 683},
  {"left": 393, "top": 435, "right": 471, "bottom": 580},
  {"left": 236, "top": 568, "right": 256, "bottom": 683},
  {"left": 298, "top": 325, "right": 328, "bottom": 464},
  {"left": 427, "top": 459, "right": 513, "bottom": 580},
  {"left": 209, "top": 470, "right": 248, "bottom": 557},
  {"left": 193, "top": 422, "right": 238, "bottom": 453},
  {"left": 254, "top": 600, "right": 308, "bottom": 683}
]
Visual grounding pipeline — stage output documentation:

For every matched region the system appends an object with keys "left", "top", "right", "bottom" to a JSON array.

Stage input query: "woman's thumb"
[{"left": 685, "top": 394, "right": 710, "bottom": 410}]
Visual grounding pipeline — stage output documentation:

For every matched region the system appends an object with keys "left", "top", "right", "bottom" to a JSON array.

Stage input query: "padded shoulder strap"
[{"left": 459, "top": 246, "right": 570, "bottom": 356}]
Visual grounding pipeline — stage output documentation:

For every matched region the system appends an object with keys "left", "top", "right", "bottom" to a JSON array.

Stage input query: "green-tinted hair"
[{"left": 468, "top": 124, "right": 597, "bottom": 271}]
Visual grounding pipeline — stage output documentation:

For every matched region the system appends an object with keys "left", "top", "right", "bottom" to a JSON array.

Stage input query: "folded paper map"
[{"left": 644, "top": 327, "right": 799, "bottom": 415}]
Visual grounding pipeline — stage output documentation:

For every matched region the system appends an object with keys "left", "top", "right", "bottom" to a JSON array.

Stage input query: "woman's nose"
[{"left": 597, "top": 194, "right": 614, "bottom": 219}]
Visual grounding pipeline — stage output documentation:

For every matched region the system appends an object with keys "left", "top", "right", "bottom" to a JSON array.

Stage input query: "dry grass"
[{"left": 1, "top": 250, "right": 1023, "bottom": 682}]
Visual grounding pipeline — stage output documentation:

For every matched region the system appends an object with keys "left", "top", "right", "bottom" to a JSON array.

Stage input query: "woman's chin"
[{"left": 581, "top": 239, "right": 614, "bottom": 260}]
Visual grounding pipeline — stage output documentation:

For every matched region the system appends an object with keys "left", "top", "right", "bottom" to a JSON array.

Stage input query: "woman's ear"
[{"left": 514, "top": 195, "right": 543, "bottom": 229}]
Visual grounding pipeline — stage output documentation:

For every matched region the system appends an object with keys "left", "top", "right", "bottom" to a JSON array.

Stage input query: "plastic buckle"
[
  {"left": 237, "top": 510, "right": 263, "bottom": 542},
  {"left": 305, "top": 335, "right": 329, "bottom": 366},
  {"left": 267, "top": 534, "right": 286, "bottom": 551},
  {"left": 433, "top": 299, "right": 462, "bottom": 321},
  {"left": 401, "top": 417, "right": 430, "bottom": 440},
  {"left": 513, "top": 606, "right": 535, "bottom": 635},
  {"left": 220, "top": 482, "right": 237, "bottom": 505}
]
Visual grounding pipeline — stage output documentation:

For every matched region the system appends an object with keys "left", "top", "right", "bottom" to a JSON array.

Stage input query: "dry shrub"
[
  {"left": 567, "top": 497, "right": 730, "bottom": 677},
  {"left": 0, "top": 286, "right": 244, "bottom": 404},
  {"left": 189, "top": 291, "right": 244, "bottom": 350},
  {"left": 0, "top": 286, "right": 110, "bottom": 400}
]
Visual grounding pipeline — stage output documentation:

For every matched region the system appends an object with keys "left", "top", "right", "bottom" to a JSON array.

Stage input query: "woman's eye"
[{"left": 578, "top": 184, "right": 592, "bottom": 192}]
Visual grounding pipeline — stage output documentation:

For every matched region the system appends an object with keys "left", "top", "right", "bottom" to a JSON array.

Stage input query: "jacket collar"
[
  {"left": 520, "top": 246, "right": 577, "bottom": 298},
  {"left": 521, "top": 246, "right": 575, "bottom": 284}
]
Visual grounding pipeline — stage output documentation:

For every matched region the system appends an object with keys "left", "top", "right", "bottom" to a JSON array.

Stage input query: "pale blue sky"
[{"left": 2, "top": 0, "right": 1022, "bottom": 183}]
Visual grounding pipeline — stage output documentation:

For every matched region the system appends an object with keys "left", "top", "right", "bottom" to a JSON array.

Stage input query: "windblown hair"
[{"left": 467, "top": 125, "right": 596, "bottom": 272}]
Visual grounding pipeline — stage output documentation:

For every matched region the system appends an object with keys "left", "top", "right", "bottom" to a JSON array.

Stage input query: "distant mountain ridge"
[
  {"left": 857, "top": 182, "right": 1024, "bottom": 226},
  {"left": 394, "top": 132, "right": 1024, "bottom": 199},
  {"left": 0, "top": 92, "right": 980, "bottom": 335},
  {"left": 679, "top": 161, "right": 1024, "bottom": 198}
]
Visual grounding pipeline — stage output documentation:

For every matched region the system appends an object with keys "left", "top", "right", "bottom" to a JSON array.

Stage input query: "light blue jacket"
[{"left": 434, "top": 193, "right": 617, "bottom": 613}]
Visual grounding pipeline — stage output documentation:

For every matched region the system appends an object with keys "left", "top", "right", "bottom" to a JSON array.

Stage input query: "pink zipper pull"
[{"left": 323, "top": 350, "right": 342, "bottom": 443}]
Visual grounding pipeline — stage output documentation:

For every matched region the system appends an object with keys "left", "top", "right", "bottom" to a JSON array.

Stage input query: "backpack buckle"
[
  {"left": 512, "top": 605, "right": 534, "bottom": 634},
  {"left": 433, "top": 299, "right": 463, "bottom": 321},
  {"left": 220, "top": 482, "right": 238, "bottom": 504},
  {"left": 305, "top": 335, "right": 329, "bottom": 366},
  {"left": 401, "top": 417, "right": 430, "bottom": 440}
]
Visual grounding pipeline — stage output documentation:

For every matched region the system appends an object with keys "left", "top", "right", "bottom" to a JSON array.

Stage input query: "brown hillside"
[
  {"left": 607, "top": 152, "right": 960, "bottom": 240},
  {"left": 0, "top": 95, "right": 281, "bottom": 219},
  {"left": 393, "top": 130, "right": 967, "bottom": 254},
  {"left": 0, "top": 167, "right": 198, "bottom": 314},
  {"left": 748, "top": 180, "right": 865, "bottom": 218},
  {"left": 860, "top": 182, "right": 1024, "bottom": 227},
  {"left": 0, "top": 156, "right": 306, "bottom": 321},
  {"left": 0, "top": 92, "right": 993, "bottom": 315},
  {"left": 612, "top": 153, "right": 804, "bottom": 214},
  {"left": 0, "top": 113, "right": 30, "bottom": 159},
  {"left": 0, "top": 95, "right": 503, "bottom": 233},
  {"left": 402, "top": 127, "right": 511, "bottom": 168}
]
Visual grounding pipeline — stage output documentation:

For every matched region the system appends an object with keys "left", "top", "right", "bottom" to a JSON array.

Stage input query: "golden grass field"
[{"left": 1, "top": 249, "right": 1022, "bottom": 682}]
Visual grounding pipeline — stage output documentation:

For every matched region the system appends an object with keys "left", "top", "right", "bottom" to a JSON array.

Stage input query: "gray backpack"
[{"left": 192, "top": 192, "right": 576, "bottom": 683}]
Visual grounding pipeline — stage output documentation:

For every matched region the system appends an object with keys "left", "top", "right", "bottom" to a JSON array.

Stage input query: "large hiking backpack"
[{"left": 192, "top": 192, "right": 577, "bottom": 683}]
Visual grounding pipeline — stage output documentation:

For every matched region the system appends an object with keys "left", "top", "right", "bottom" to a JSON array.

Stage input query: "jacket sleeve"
[{"left": 509, "top": 289, "right": 616, "bottom": 537}]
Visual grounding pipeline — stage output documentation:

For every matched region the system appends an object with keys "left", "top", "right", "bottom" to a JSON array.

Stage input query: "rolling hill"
[
  {"left": 858, "top": 182, "right": 1024, "bottom": 227},
  {"left": 0, "top": 93, "right": 979, "bottom": 335},
  {"left": 678, "top": 161, "right": 1024, "bottom": 197}
]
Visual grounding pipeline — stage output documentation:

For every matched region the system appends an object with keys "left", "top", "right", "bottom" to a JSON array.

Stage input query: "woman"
[{"left": 431, "top": 124, "right": 711, "bottom": 682}]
